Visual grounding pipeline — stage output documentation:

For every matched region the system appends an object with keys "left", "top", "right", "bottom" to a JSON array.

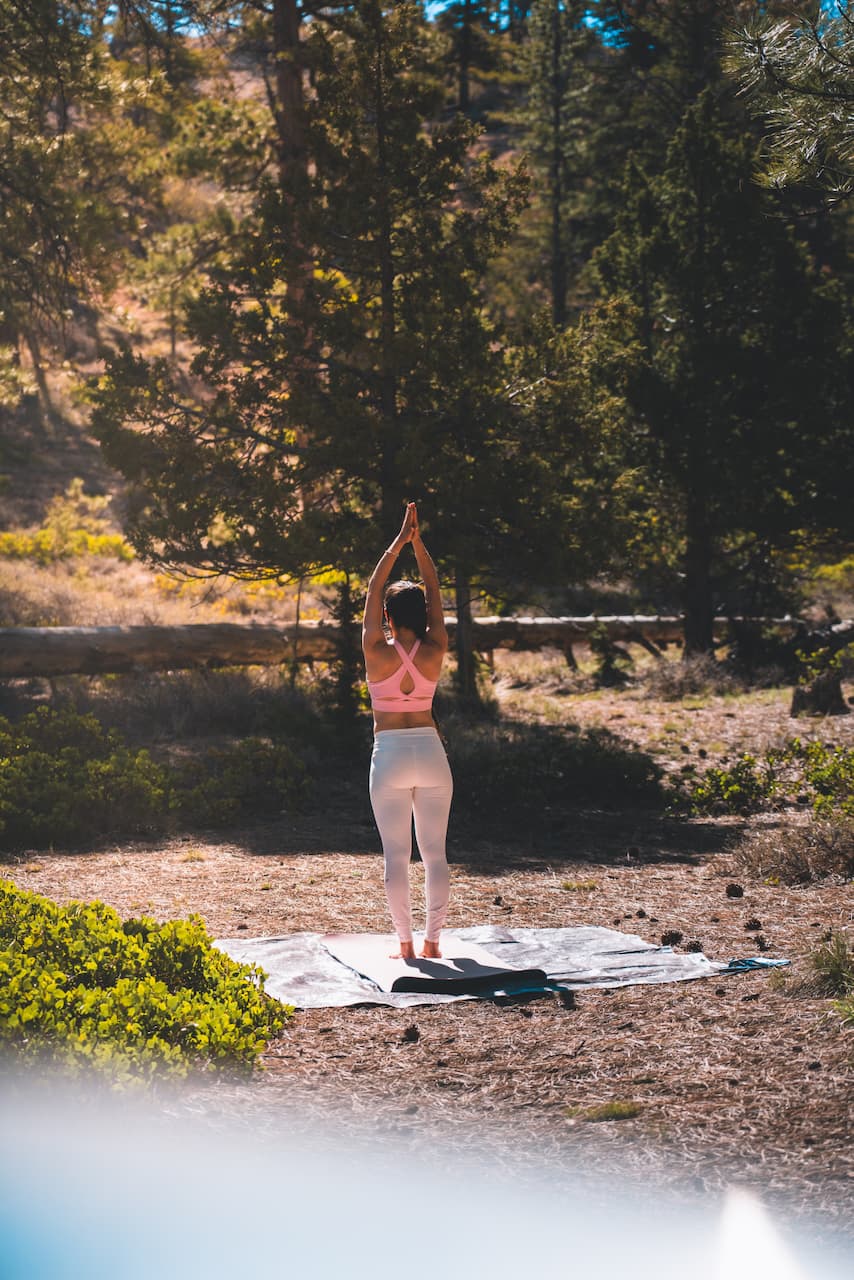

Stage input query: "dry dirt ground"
[{"left": 6, "top": 678, "right": 853, "bottom": 1258}]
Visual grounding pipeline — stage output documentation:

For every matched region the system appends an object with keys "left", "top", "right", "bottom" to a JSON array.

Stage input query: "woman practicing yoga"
[{"left": 363, "top": 503, "right": 452, "bottom": 960}]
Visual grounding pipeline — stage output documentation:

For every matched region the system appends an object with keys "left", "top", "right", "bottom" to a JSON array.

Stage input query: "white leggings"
[{"left": 369, "top": 727, "right": 453, "bottom": 943}]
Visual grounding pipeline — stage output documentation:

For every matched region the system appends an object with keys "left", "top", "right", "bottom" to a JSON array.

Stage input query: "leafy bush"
[
  {"left": 0, "top": 880, "right": 289, "bottom": 1081},
  {"left": 732, "top": 817, "right": 854, "bottom": 884},
  {"left": 0, "top": 707, "right": 310, "bottom": 850},
  {"left": 175, "top": 738, "right": 308, "bottom": 825},
  {"left": 0, "top": 707, "right": 170, "bottom": 848},
  {"left": 677, "top": 753, "right": 772, "bottom": 815},
  {"left": 449, "top": 720, "right": 664, "bottom": 828},
  {"left": 0, "top": 478, "right": 133, "bottom": 564},
  {"left": 777, "top": 738, "right": 854, "bottom": 816},
  {"left": 0, "top": 528, "right": 133, "bottom": 564},
  {"left": 674, "top": 738, "right": 854, "bottom": 817}
]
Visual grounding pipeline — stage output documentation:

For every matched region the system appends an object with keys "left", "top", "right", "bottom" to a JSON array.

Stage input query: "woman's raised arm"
[
  {"left": 362, "top": 503, "right": 417, "bottom": 649},
  {"left": 412, "top": 518, "right": 447, "bottom": 649}
]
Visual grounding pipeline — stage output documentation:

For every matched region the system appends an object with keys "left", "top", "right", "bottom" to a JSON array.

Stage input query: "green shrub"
[
  {"left": 0, "top": 707, "right": 310, "bottom": 850},
  {"left": 175, "top": 738, "right": 309, "bottom": 825},
  {"left": 0, "top": 528, "right": 133, "bottom": 564},
  {"left": 0, "top": 880, "right": 289, "bottom": 1081},
  {"left": 0, "top": 707, "right": 170, "bottom": 848},
  {"left": 775, "top": 738, "right": 854, "bottom": 817},
  {"left": 0, "top": 479, "right": 133, "bottom": 564},
  {"left": 675, "top": 738, "right": 854, "bottom": 817},
  {"left": 678, "top": 753, "right": 773, "bottom": 815}
]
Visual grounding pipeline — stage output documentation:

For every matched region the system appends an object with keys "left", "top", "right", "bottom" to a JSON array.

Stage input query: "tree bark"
[
  {"left": 683, "top": 495, "right": 715, "bottom": 654},
  {"left": 0, "top": 616, "right": 811, "bottom": 679},
  {"left": 459, "top": 0, "right": 472, "bottom": 113},
  {"left": 272, "top": 0, "right": 306, "bottom": 181},
  {"left": 454, "top": 569, "right": 479, "bottom": 702},
  {"left": 550, "top": 2, "right": 567, "bottom": 328},
  {"left": 372, "top": 9, "right": 400, "bottom": 526},
  {"left": 790, "top": 672, "right": 849, "bottom": 717}
]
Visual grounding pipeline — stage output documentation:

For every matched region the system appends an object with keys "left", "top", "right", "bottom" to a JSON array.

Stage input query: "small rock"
[
  {"left": 493, "top": 895, "right": 503, "bottom": 906},
  {"left": 236, "top": 923, "right": 248, "bottom": 931},
  {"left": 710, "top": 915, "right": 720, "bottom": 923},
  {"left": 661, "top": 930, "right": 683, "bottom": 946},
  {"left": 401, "top": 1025, "right": 420, "bottom": 1043},
  {"left": 520, "top": 1008, "right": 533, "bottom": 1019},
  {"left": 755, "top": 935, "right": 770, "bottom": 951},
  {"left": 680, "top": 744, "right": 691, "bottom": 753},
  {"left": 726, "top": 883, "right": 744, "bottom": 898},
  {"left": 698, "top": 748, "right": 707, "bottom": 759},
  {"left": 649, "top": 916, "right": 659, "bottom": 923},
  {"left": 613, "top": 918, "right": 622, "bottom": 925},
  {"left": 741, "top": 992, "right": 760, "bottom": 1002},
  {"left": 715, "top": 987, "right": 726, "bottom": 997},
  {"left": 807, "top": 1061, "right": 821, "bottom": 1071},
  {"left": 557, "top": 990, "right": 577, "bottom": 1010},
  {"left": 636, "top": 908, "right": 647, "bottom": 918},
  {"left": 684, "top": 939, "right": 703, "bottom": 953},
  {"left": 744, "top": 917, "right": 762, "bottom": 931}
]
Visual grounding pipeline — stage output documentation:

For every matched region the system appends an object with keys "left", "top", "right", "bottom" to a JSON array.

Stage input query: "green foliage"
[
  {"left": 796, "top": 642, "right": 854, "bottom": 685},
  {"left": 0, "top": 707, "right": 310, "bottom": 851},
  {"left": 678, "top": 753, "right": 771, "bottom": 816},
  {"left": 0, "top": 479, "right": 133, "bottom": 564},
  {"left": 175, "top": 738, "right": 308, "bottom": 826},
  {"left": 0, "top": 707, "right": 171, "bottom": 849},
  {"left": 591, "top": 89, "right": 853, "bottom": 649},
  {"left": 0, "top": 880, "right": 288, "bottom": 1081},
  {"left": 676, "top": 738, "right": 854, "bottom": 817},
  {"left": 778, "top": 738, "right": 854, "bottom": 817},
  {"left": 727, "top": 8, "right": 854, "bottom": 201}
]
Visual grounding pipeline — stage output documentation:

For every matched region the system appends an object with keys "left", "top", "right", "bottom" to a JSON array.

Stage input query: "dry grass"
[
  {"left": 0, "top": 557, "right": 313, "bottom": 628},
  {"left": 732, "top": 817, "right": 854, "bottom": 886}
]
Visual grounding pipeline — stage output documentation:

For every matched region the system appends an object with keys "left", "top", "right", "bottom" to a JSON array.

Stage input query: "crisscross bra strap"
[{"left": 392, "top": 637, "right": 422, "bottom": 676}]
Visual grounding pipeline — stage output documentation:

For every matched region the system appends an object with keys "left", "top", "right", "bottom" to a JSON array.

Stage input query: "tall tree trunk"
[
  {"left": 683, "top": 496, "right": 715, "bottom": 654},
  {"left": 454, "top": 568, "right": 479, "bottom": 702},
  {"left": 459, "top": 0, "right": 472, "bottom": 113},
  {"left": 332, "top": 573, "right": 360, "bottom": 727},
  {"left": 372, "top": 9, "right": 400, "bottom": 526},
  {"left": 272, "top": 0, "right": 306, "bottom": 183},
  {"left": 550, "top": 2, "right": 567, "bottom": 327}
]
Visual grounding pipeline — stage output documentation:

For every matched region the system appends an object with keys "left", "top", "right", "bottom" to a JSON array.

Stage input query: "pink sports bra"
[{"left": 367, "top": 639, "right": 438, "bottom": 712}]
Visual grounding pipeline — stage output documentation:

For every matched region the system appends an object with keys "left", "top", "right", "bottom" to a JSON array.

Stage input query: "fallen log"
[{"left": 0, "top": 616, "right": 813, "bottom": 679}]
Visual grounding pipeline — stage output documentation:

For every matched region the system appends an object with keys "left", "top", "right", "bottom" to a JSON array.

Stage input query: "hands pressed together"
[{"left": 395, "top": 501, "right": 421, "bottom": 548}]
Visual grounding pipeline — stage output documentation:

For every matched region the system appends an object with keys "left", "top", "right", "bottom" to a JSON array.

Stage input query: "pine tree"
[
  {"left": 727, "top": 3, "right": 854, "bottom": 205},
  {"left": 592, "top": 91, "right": 852, "bottom": 651},
  {"left": 91, "top": 1, "right": 528, "bottom": 703}
]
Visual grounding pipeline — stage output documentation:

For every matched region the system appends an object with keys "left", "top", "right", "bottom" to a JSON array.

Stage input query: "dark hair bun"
[{"left": 384, "top": 581, "right": 427, "bottom": 640}]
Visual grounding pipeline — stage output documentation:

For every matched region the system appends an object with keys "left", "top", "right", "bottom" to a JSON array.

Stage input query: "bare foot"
[
  {"left": 420, "top": 938, "right": 442, "bottom": 959},
  {"left": 390, "top": 940, "right": 416, "bottom": 960}
]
